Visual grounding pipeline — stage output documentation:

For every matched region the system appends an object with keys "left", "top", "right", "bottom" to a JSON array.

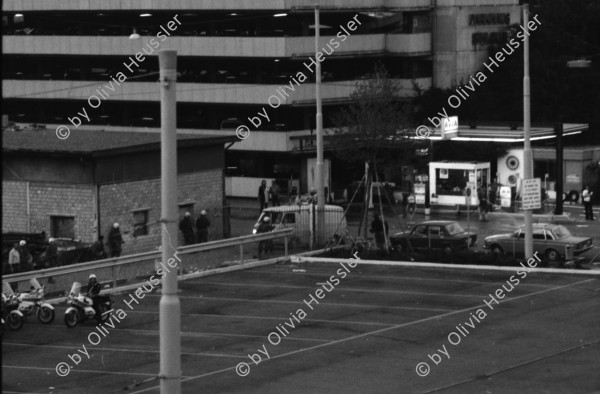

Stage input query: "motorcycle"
[
  {"left": 17, "top": 278, "right": 55, "bottom": 324},
  {"left": 64, "top": 282, "right": 112, "bottom": 328},
  {"left": 1, "top": 283, "right": 25, "bottom": 331}
]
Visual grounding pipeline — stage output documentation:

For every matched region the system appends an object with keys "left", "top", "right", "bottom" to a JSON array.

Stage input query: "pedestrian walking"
[
  {"left": 478, "top": 185, "right": 488, "bottom": 222},
  {"left": 8, "top": 243, "right": 20, "bottom": 273},
  {"left": 108, "top": 223, "right": 124, "bottom": 257},
  {"left": 258, "top": 179, "right": 268, "bottom": 211},
  {"left": 582, "top": 185, "right": 594, "bottom": 221},
  {"left": 196, "top": 210, "right": 210, "bottom": 243},
  {"left": 370, "top": 214, "right": 389, "bottom": 249},
  {"left": 92, "top": 236, "right": 107, "bottom": 260},
  {"left": 269, "top": 181, "right": 280, "bottom": 207},
  {"left": 257, "top": 216, "right": 274, "bottom": 258},
  {"left": 179, "top": 212, "right": 196, "bottom": 245}
]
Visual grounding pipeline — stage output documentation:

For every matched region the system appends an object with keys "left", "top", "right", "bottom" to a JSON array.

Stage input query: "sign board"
[
  {"left": 441, "top": 116, "right": 459, "bottom": 135},
  {"left": 566, "top": 174, "right": 580, "bottom": 183},
  {"left": 500, "top": 186, "right": 512, "bottom": 208},
  {"left": 414, "top": 183, "right": 426, "bottom": 194},
  {"left": 468, "top": 172, "right": 476, "bottom": 183},
  {"left": 521, "top": 178, "right": 541, "bottom": 210},
  {"left": 415, "top": 195, "right": 426, "bottom": 204}
]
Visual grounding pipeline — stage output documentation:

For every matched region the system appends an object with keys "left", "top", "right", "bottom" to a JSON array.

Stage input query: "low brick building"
[{"left": 3, "top": 128, "right": 235, "bottom": 255}]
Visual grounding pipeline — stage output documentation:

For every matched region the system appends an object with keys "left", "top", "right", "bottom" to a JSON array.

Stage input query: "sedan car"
[
  {"left": 390, "top": 221, "right": 477, "bottom": 254},
  {"left": 483, "top": 223, "right": 593, "bottom": 261}
]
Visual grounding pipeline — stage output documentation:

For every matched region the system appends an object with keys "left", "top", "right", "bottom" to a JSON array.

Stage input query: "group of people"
[
  {"left": 178, "top": 210, "right": 211, "bottom": 246},
  {"left": 8, "top": 240, "right": 41, "bottom": 273},
  {"left": 258, "top": 180, "right": 281, "bottom": 211}
]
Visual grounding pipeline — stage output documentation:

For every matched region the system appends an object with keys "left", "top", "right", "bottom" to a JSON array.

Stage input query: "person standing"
[
  {"left": 8, "top": 243, "right": 20, "bottom": 273},
  {"left": 179, "top": 212, "right": 196, "bottom": 245},
  {"left": 257, "top": 216, "right": 274, "bottom": 258},
  {"left": 44, "top": 238, "right": 58, "bottom": 268},
  {"left": 19, "top": 240, "right": 33, "bottom": 271},
  {"left": 269, "top": 181, "right": 280, "bottom": 207},
  {"left": 258, "top": 179, "right": 268, "bottom": 211},
  {"left": 478, "top": 185, "right": 488, "bottom": 222},
  {"left": 108, "top": 223, "right": 124, "bottom": 257},
  {"left": 370, "top": 214, "right": 389, "bottom": 249},
  {"left": 582, "top": 185, "right": 594, "bottom": 221},
  {"left": 196, "top": 210, "right": 210, "bottom": 243}
]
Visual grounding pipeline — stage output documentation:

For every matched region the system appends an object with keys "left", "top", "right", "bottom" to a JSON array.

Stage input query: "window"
[
  {"left": 533, "top": 231, "right": 546, "bottom": 240},
  {"left": 412, "top": 225, "right": 427, "bottom": 235},
  {"left": 132, "top": 210, "right": 149, "bottom": 237},
  {"left": 544, "top": 231, "right": 555, "bottom": 240},
  {"left": 429, "top": 226, "right": 441, "bottom": 236},
  {"left": 271, "top": 212, "right": 283, "bottom": 224},
  {"left": 179, "top": 204, "right": 194, "bottom": 218},
  {"left": 445, "top": 223, "right": 465, "bottom": 236},
  {"left": 436, "top": 169, "right": 468, "bottom": 196},
  {"left": 51, "top": 216, "right": 75, "bottom": 238},
  {"left": 552, "top": 226, "right": 570, "bottom": 239},
  {"left": 282, "top": 213, "right": 296, "bottom": 224}
]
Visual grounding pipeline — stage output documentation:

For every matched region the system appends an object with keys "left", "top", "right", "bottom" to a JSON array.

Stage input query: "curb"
[
  {"left": 291, "top": 256, "right": 600, "bottom": 276},
  {"left": 488, "top": 212, "right": 573, "bottom": 223}
]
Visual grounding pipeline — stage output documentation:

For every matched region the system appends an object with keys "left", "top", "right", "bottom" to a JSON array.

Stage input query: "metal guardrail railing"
[{"left": 2, "top": 229, "right": 293, "bottom": 296}]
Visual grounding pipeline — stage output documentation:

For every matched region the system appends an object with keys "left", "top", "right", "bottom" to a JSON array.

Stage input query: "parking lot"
[{"left": 3, "top": 257, "right": 599, "bottom": 393}]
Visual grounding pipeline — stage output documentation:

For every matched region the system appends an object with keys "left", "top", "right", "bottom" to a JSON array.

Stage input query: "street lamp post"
[
  {"left": 158, "top": 50, "right": 181, "bottom": 394},
  {"left": 523, "top": 4, "right": 534, "bottom": 259},
  {"left": 554, "top": 122, "right": 564, "bottom": 215},
  {"left": 314, "top": 5, "right": 325, "bottom": 247}
]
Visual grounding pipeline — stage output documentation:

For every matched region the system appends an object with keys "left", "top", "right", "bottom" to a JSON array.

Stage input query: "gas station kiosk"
[{"left": 428, "top": 162, "right": 491, "bottom": 210}]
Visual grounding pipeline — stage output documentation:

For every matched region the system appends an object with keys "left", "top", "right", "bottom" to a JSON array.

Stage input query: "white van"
[{"left": 252, "top": 204, "right": 347, "bottom": 248}]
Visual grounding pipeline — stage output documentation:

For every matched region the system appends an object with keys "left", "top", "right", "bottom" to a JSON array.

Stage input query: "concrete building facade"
[{"left": 2, "top": 0, "right": 521, "bottom": 197}]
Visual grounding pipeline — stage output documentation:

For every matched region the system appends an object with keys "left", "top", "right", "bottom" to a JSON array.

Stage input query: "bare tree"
[{"left": 331, "top": 64, "right": 416, "bottom": 244}]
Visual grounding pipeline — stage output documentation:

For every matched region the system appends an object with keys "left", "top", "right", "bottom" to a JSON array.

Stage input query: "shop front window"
[{"left": 436, "top": 169, "right": 468, "bottom": 196}]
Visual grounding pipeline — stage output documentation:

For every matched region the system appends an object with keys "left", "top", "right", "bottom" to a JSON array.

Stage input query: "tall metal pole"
[
  {"left": 158, "top": 50, "right": 181, "bottom": 394},
  {"left": 554, "top": 122, "right": 564, "bottom": 215},
  {"left": 523, "top": 4, "right": 533, "bottom": 259},
  {"left": 315, "top": 5, "right": 325, "bottom": 245}
]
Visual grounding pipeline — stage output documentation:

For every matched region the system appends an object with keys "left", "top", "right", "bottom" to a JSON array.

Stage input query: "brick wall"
[
  {"left": 2, "top": 180, "right": 96, "bottom": 242},
  {"left": 99, "top": 168, "right": 224, "bottom": 255},
  {"left": 2, "top": 180, "right": 28, "bottom": 232}
]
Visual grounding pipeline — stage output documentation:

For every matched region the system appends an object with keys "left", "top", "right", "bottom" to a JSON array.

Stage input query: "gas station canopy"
[{"left": 430, "top": 122, "right": 588, "bottom": 142}]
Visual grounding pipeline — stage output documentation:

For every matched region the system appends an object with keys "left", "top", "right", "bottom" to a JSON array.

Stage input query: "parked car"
[
  {"left": 390, "top": 221, "right": 477, "bottom": 254},
  {"left": 483, "top": 223, "right": 593, "bottom": 261}
]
